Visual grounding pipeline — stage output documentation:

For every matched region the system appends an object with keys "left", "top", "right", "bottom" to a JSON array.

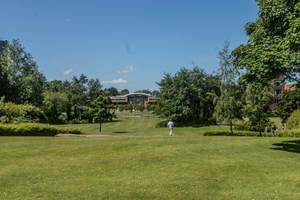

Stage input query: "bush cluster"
[
  {"left": 0, "top": 101, "right": 47, "bottom": 123},
  {"left": 58, "top": 127, "right": 82, "bottom": 134},
  {"left": 0, "top": 123, "right": 58, "bottom": 136},
  {"left": 276, "top": 130, "right": 300, "bottom": 137},
  {"left": 203, "top": 131, "right": 273, "bottom": 137},
  {"left": 286, "top": 109, "right": 300, "bottom": 130},
  {"left": 204, "top": 130, "right": 300, "bottom": 138}
]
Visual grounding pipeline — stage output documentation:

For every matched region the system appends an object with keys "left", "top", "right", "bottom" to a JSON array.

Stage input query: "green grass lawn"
[
  {"left": 54, "top": 113, "right": 230, "bottom": 137},
  {"left": 1, "top": 115, "right": 300, "bottom": 199}
]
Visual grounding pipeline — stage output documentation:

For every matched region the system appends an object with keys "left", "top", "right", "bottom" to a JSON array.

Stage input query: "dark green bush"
[
  {"left": 204, "top": 131, "right": 272, "bottom": 137},
  {"left": 286, "top": 109, "right": 300, "bottom": 130},
  {"left": 0, "top": 123, "right": 58, "bottom": 136}
]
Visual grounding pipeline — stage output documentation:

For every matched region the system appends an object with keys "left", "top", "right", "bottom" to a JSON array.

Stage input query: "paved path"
[
  {"left": 56, "top": 133, "right": 125, "bottom": 137},
  {"left": 56, "top": 133, "right": 170, "bottom": 138}
]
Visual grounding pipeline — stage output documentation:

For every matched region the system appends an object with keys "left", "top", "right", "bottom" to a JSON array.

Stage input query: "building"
[
  {"left": 270, "top": 76, "right": 295, "bottom": 110},
  {"left": 109, "top": 93, "right": 157, "bottom": 107}
]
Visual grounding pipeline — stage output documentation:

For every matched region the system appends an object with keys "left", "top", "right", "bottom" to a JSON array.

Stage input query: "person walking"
[
  {"left": 271, "top": 125, "right": 277, "bottom": 137},
  {"left": 167, "top": 120, "right": 174, "bottom": 136}
]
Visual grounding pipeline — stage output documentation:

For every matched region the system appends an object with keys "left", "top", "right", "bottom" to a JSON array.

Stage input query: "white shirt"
[{"left": 167, "top": 121, "right": 174, "bottom": 128}]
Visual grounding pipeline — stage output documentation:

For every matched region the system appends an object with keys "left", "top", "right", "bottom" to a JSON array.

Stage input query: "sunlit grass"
[
  {"left": 1, "top": 115, "right": 299, "bottom": 199},
  {"left": 1, "top": 136, "right": 300, "bottom": 199},
  {"left": 54, "top": 113, "right": 231, "bottom": 136}
]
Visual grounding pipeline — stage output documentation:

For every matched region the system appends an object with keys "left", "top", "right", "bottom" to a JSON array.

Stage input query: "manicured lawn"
[
  {"left": 1, "top": 115, "right": 300, "bottom": 199},
  {"left": 54, "top": 113, "right": 230, "bottom": 136}
]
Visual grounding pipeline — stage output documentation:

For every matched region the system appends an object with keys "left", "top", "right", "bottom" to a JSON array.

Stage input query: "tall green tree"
[
  {"left": 0, "top": 39, "right": 46, "bottom": 106},
  {"left": 104, "top": 87, "right": 119, "bottom": 96},
  {"left": 232, "top": 0, "right": 300, "bottom": 84},
  {"left": 242, "top": 83, "right": 273, "bottom": 136},
  {"left": 42, "top": 91, "right": 69, "bottom": 124},
  {"left": 276, "top": 86, "right": 300, "bottom": 123},
  {"left": 0, "top": 43, "right": 12, "bottom": 100},
  {"left": 156, "top": 67, "right": 220, "bottom": 125},
  {"left": 89, "top": 96, "right": 116, "bottom": 132},
  {"left": 214, "top": 41, "right": 243, "bottom": 134},
  {"left": 45, "top": 80, "right": 67, "bottom": 92},
  {"left": 87, "top": 78, "right": 103, "bottom": 102},
  {"left": 69, "top": 74, "right": 89, "bottom": 120},
  {"left": 119, "top": 89, "right": 130, "bottom": 95}
]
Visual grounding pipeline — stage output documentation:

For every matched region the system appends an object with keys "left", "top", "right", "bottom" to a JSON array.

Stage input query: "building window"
[
  {"left": 274, "top": 80, "right": 281, "bottom": 86},
  {"left": 274, "top": 90, "right": 281, "bottom": 96}
]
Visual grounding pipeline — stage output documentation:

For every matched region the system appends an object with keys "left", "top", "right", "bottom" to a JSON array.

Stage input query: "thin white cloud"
[
  {"left": 102, "top": 78, "right": 128, "bottom": 84},
  {"left": 116, "top": 65, "right": 136, "bottom": 74},
  {"left": 62, "top": 68, "right": 73, "bottom": 75}
]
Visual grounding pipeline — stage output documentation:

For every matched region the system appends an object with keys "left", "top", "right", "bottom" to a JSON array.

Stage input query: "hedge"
[
  {"left": 204, "top": 130, "right": 300, "bottom": 138},
  {"left": 0, "top": 123, "right": 59, "bottom": 136},
  {"left": 203, "top": 131, "right": 273, "bottom": 137},
  {"left": 276, "top": 130, "right": 300, "bottom": 137}
]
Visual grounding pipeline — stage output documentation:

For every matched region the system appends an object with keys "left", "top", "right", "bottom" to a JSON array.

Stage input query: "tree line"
[
  {"left": 156, "top": 0, "right": 300, "bottom": 133},
  {"left": 0, "top": 39, "right": 155, "bottom": 124}
]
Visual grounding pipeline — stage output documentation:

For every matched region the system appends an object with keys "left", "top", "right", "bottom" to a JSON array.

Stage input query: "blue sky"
[{"left": 0, "top": 0, "right": 258, "bottom": 92}]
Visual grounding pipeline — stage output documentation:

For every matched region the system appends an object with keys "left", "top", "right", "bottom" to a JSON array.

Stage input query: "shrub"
[
  {"left": 0, "top": 102, "right": 47, "bottom": 123},
  {"left": 58, "top": 127, "right": 82, "bottom": 134},
  {"left": 0, "top": 123, "right": 58, "bottom": 136},
  {"left": 286, "top": 109, "right": 300, "bottom": 130},
  {"left": 276, "top": 129, "right": 300, "bottom": 137},
  {"left": 204, "top": 131, "right": 272, "bottom": 137}
]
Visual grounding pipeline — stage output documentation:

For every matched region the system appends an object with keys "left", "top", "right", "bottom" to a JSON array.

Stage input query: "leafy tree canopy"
[
  {"left": 0, "top": 39, "right": 46, "bottom": 106},
  {"left": 233, "top": 0, "right": 300, "bottom": 84},
  {"left": 156, "top": 67, "right": 220, "bottom": 125}
]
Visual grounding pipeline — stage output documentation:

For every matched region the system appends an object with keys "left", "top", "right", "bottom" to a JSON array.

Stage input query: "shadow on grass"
[
  {"left": 112, "top": 131, "right": 130, "bottom": 134},
  {"left": 271, "top": 140, "right": 300, "bottom": 154},
  {"left": 109, "top": 120, "right": 123, "bottom": 123}
]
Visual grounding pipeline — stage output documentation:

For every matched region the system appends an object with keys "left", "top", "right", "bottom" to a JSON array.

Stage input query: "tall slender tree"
[
  {"left": 243, "top": 83, "right": 273, "bottom": 136},
  {"left": 214, "top": 41, "right": 243, "bottom": 134}
]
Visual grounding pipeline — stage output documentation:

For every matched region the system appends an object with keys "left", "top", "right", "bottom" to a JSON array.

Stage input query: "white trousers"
[{"left": 169, "top": 128, "right": 173, "bottom": 136}]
